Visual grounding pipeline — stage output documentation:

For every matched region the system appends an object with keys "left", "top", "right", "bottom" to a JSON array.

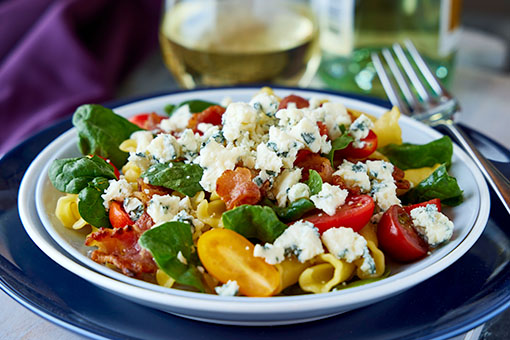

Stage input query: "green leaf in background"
[
  {"left": 265, "top": 198, "right": 315, "bottom": 222},
  {"left": 222, "top": 205, "right": 288, "bottom": 243},
  {"left": 141, "top": 162, "right": 203, "bottom": 197},
  {"left": 139, "top": 222, "right": 205, "bottom": 292},
  {"left": 306, "top": 169, "right": 323, "bottom": 195},
  {"left": 378, "top": 136, "right": 453, "bottom": 170},
  {"left": 78, "top": 177, "right": 111, "bottom": 228},
  {"left": 327, "top": 133, "right": 354, "bottom": 165},
  {"left": 164, "top": 100, "right": 219, "bottom": 116},
  {"left": 48, "top": 156, "right": 116, "bottom": 194},
  {"left": 72, "top": 104, "right": 142, "bottom": 168},
  {"left": 402, "top": 164, "right": 463, "bottom": 206}
]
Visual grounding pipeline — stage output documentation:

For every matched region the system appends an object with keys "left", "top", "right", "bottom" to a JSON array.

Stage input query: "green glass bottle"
[{"left": 314, "top": 0, "right": 462, "bottom": 98}]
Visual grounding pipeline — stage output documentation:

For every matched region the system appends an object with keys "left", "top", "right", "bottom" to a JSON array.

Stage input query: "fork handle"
[{"left": 440, "top": 122, "right": 510, "bottom": 214}]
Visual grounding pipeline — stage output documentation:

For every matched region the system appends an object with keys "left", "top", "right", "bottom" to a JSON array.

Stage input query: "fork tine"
[
  {"left": 392, "top": 43, "right": 435, "bottom": 104},
  {"left": 404, "top": 39, "right": 452, "bottom": 99},
  {"left": 381, "top": 48, "right": 425, "bottom": 113},
  {"left": 371, "top": 52, "right": 411, "bottom": 116}
]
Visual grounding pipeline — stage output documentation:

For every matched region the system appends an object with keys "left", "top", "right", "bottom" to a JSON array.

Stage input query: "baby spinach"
[
  {"left": 379, "top": 136, "right": 453, "bottom": 170},
  {"left": 49, "top": 156, "right": 117, "bottom": 194},
  {"left": 222, "top": 205, "right": 288, "bottom": 243},
  {"left": 164, "top": 100, "right": 219, "bottom": 116},
  {"left": 78, "top": 177, "right": 111, "bottom": 228},
  {"left": 327, "top": 126, "right": 354, "bottom": 165},
  {"left": 402, "top": 164, "right": 463, "bottom": 206},
  {"left": 141, "top": 162, "right": 203, "bottom": 197},
  {"left": 265, "top": 198, "right": 315, "bottom": 222},
  {"left": 72, "top": 104, "right": 142, "bottom": 168},
  {"left": 139, "top": 222, "right": 205, "bottom": 292},
  {"left": 306, "top": 169, "right": 323, "bottom": 195}
]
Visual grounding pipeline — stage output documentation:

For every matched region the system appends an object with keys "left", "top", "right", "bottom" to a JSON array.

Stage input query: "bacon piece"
[
  {"left": 330, "top": 175, "right": 362, "bottom": 195},
  {"left": 294, "top": 153, "right": 334, "bottom": 183},
  {"left": 316, "top": 121, "right": 328, "bottom": 138},
  {"left": 85, "top": 212, "right": 156, "bottom": 277},
  {"left": 187, "top": 105, "right": 225, "bottom": 133},
  {"left": 137, "top": 178, "right": 173, "bottom": 204},
  {"left": 216, "top": 167, "right": 261, "bottom": 210},
  {"left": 393, "top": 165, "right": 411, "bottom": 193}
]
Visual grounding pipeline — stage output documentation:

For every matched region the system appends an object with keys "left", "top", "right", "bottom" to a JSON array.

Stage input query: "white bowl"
[{"left": 20, "top": 87, "right": 490, "bottom": 325}]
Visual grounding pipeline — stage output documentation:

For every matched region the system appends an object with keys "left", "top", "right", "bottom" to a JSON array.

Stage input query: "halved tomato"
[
  {"left": 197, "top": 228, "right": 280, "bottom": 297},
  {"left": 377, "top": 205, "right": 428, "bottom": 262},
  {"left": 129, "top": 112, "right": 165, "bottom": 130},
  {"left": 188, "top": 105, "right": 226, "bottom": 133},
  {"left": 278, "top": 95, "right": 309, "bottom": 110},
  {"left": 304, "top": 195, "right": 375, "bottom": 233},
  {"left": 335, "top": 130, "right": 378, "bottom": 160},
  {"left": 403, "top": 198, "right": 441, "bottom": 214},
  {"left": 109, "top": 201, "right": 133, "bottom": 229}
]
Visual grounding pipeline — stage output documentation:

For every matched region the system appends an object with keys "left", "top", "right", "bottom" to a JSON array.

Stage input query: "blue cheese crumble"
[
  {"left": 334, "top": 160, "right": 371, "bottom": 192},
  {"left": 366, "top": 160, "right": 400, "bottom": 211},
  {"left": 215, "top": 280, "right": 239, "bottom": 296},
  {"left": 349, "top": 114, "right": 374, "bottom": 148},
  {"left": 310, "top": 183, "right": 349, "bottom": 216},
  {"left": 102, "top": 178, "right": 134, "bottom": 209},
  {"left": 410, "top": 204, "right": 454, "bottom": 246},
  {"left": 321, "top": 227, "right": 376, "bottom": 275},
  {"left": 287, "top": 183, "right": 311, "bottom": 203}
]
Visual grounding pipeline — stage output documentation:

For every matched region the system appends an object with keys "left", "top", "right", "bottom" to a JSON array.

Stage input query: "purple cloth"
[{"left": 0, "top": 0, "right": 161, "bottom": 154}]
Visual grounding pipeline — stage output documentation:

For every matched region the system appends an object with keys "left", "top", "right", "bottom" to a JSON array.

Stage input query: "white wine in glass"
[{"left": 160, "top": 0, "right": 320, "bottom": 88}]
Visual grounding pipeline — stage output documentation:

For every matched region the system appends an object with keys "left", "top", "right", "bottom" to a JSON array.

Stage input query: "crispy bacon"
[
  {"left": 216, "top": 167, "right": 261, "bottom": 210},
  {"left": 137, "top": 178, "right": 173, "bottom": 204},
  {"left": 316, "top": 121, "right": 329, "bottom": 137},
  {"left": 85, "top": 212, "right": 156, "bottom": 277},
  {"left": 294, "top": 152, "right": 334, "bottom": 183},
  {"left": 330, "top": 175, "right": 362, "bottom": 195},
  {"left": 393, "top": 165, "right": 411, "bottom": 194}
]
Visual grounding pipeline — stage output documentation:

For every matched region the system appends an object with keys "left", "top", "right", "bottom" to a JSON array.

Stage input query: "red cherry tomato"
[
  {"left": 129, "top": 112, "right": 165, "bottom": 130},
  {"left": 91, "top": 155, "right": 120, "bottom": 179},
  {"left": 188, "top": 105, "right": 226, "bottom": 133},
  {"left": 316, "top": 121, "right": 329, "bottom": 137},
  {"left": 335, "top": 130, "right": 378, "bottom": 160},
  {"left": 304, "top": 195, "right": 375, "bottom": 233},
  {"left": 403, "top": 199, "right": 441, "bottom": 214},
  {"left": 278, "top": 95, "right": 309, "bottom": 110},
  {"left": 109, "top": 201, "right": 133, "bottom": 229},
  {"left": 377, "top": 205, "right": 428, "bottom": 262}
]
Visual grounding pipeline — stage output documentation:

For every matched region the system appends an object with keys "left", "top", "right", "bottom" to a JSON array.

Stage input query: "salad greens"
[
  {"left": 327, "top": 128, "right": 354, "bottom": 165},
  {"left": 141, "top": 162, "right": 203, "bottom": 197},
  {"left": 72, "top": 104, "right": 141, "bottom": 168},
  {"left": 306, "top": 169, "right": 323, "bottom": 195},
  {"left": 139, "top": 222, "right": 205, "bottom": 292},
  {"left": 164, "top": 100, "right": 219, "bottom": 116},
  {"left": 379, "top": 136, "right": 453, "bottom": 170},
  {"left": 403, "top": 164, "right": 463, "bottom": 206},
  {"left": 49, "top": 155, "right": 117, "bottom": 194},
  {"left": 78, "top": 177, "right": 111, "bottom": 228},
  {"left": 263, "top": 198, "right": 315, "bottom": 222},
  {"left": 222, "top": 205, "right": 287, "bottom": 243}
]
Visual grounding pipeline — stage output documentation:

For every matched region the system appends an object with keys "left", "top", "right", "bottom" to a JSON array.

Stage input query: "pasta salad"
[{"left": 49, "top": 88, "right": 463, "bottom": 297}]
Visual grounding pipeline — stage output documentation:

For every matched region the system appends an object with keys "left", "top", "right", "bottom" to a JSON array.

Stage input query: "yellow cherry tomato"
[{"left": 197, "top": 228, "right": 280, "bottom": 297}]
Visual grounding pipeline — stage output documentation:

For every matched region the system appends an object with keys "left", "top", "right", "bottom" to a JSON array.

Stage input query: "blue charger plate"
[{"left": 2, "top": 92, "right": 510, "bottom": 339}]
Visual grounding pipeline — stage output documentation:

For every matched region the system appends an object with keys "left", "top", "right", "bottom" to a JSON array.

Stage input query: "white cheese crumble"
[
  {"left": 366, "top": 160, "right": 400, "bottom": 211},
  {"left": 221, "top": 102, "right": 258, "bottom": 143},
  {"left": 310, "top": 102, "right": 352, "bottom": 139},
  {"left": 334, "top": 160, "right": 371, "bottom": 192},
  {"left": 102, "top": 178, "right": 133, "bottom": 209},
  {"left": 147, "top": 194, "right": 183, "bottom": 225},
  {"left": 310, "top": 183, "right": 349, "bottom": 216},
  {"left": 255, "top": 221, "right": 324, "bottom": 265},
  {"left": 321, "top": 227, "right": 376, "bottom": 275},
  {"left": 146, "top": 134, "right": 180, "bottom": 163},
  {"left": 349, "top": 114, "right": 374, "bottom": 148},
  {"left": 160, "top": 104, "right": 192, "bottom": 132},
  {"left": 410, "top": 204, "right": 454, "bottom": 246},
  {"left": 215, "top": 280, "right": 239, "bottom": 296},
  {"left": 287, "top": 183, "right": 311, "bottom": 203},
  {"left": 176, "top": 251, "right": 188, "bottom": 265},
  {"left": 271, "top": 168, "right": 302, "bottom": 207},
  {"left": 177, "top": 129, "right": 200, "bottom": 161},
  {"left": 130, "top": 130, "right": 154, "bottom": 153},
  {"left": 122, "top": 197, "right": 144, "bottom": 221},
  {"left": 267, "top": 126, "right": 304, "bottom": 168},
  {"left": 255, "top": 143, "right": 283, "bottom": 174},
  {"left": 249, "top": 92, "right": 279, "bottom": 117}
]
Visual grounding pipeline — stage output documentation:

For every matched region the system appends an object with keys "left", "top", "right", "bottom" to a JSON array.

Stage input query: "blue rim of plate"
[{"left": 2, "top": 87, "right": 510, "bottom": 339}]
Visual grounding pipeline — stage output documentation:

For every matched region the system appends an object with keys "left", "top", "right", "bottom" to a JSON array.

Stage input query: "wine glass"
[{"left": 159, "top": 0, "right": 320, "bottom": 88}]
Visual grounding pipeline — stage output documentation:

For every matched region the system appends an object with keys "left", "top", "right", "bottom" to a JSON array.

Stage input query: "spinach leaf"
[
  {"left": 72, "top": 104, "right": 142, "bottom": 168},
  {"left": 141, "top": 162, "right": 203, "bottom": 197},
  {"left": 139, "top": 222, "right": 205, "bottom": 292},
  {"left": 306, "top": 169, "right": 323, "bottom": 195},
  {"left": 222, "top": 205, "right": 288, "bottom": 243},
  {"left": 49, "top": 156, "right": 117, "bottom": 194},
  {"left": 327, "top": 127, "right": 354, "bottom": 165},
  {"left": 378, "top": 136, "right": 453, "bottom": 170},
  {"left": 265, "top": 198, "right": 315, "bottom": 222},
  {"left": 402, "top": 164, "right": 463, "bottom": 206},
  {"left": 78, "top": 177, "right": 111, "bottom": 228},
  {"left": 164, "top": 100, "right": 219, "bottom": 116}
]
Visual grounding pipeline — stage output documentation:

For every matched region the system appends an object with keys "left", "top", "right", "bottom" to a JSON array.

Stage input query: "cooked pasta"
[
  {"left": 55, "top": 194, "right": 88, "bottom": 230},
  {"left": 299, "top": 254, "right": 356, "bottom": 293}
]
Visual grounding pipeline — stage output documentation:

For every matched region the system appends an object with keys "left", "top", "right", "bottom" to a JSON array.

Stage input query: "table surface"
[{"left": 2, "top": 29, "right": 510, "bottom": 340}]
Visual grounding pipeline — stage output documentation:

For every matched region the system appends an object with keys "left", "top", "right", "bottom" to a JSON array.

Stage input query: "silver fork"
[{"left": 371, "top": 40, "right": 510, "bottom": 215}]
